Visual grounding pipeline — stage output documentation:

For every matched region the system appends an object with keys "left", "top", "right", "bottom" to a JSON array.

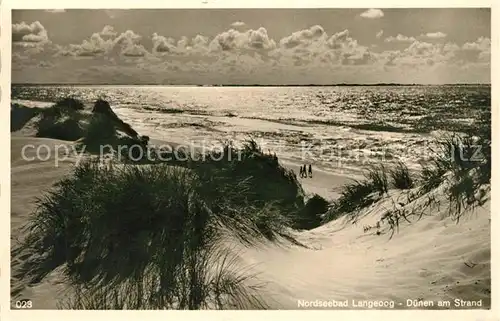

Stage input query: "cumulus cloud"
[
  {"left": 58, "top": 33, "right": 113, "bottom": 57},
  {"left": 231, "top": 21, "right": 246, "bottom": 28},
  {"left": 385, "top": 34, "right": 417, "bottom": 43},
  {"left": 326, "top": 30, "right": 355, "bottom": 49},
  {"left": 145, "top": 32, "right": 212, "bottom": 56},
  {"left": 423, "top": 32, "right": 447, "bottom": 39},
  {"left": 279, "top": 25, "right": 326, "bottom": 49},
  {"left": 462, "top": 37, "right": 490, "bottom": 51},
  {"left": 383, "top": 36, "right": 491, "bottom": 69},
  {"left": 454, "top": 37, "right": 491, "bottom": 63},
  {"left": 275, "top": 27, "right": 376, "bottom": 67},
  {"left": 341, "top": 51, "right": 376, "bottom": 65},
  {"left": 121, "top": 44, "right": 149, "bottom": 57},
  {"left": 382, "top": 51, "right": 399, "bottom": 66},
  {"left": 114, "top": 30, "right": 142, "bottom": 46},
  {"left": 176, "top": 35, "right": 211, "bottom": 54},
  {"left": 56, "top": 28, "right": 146, "bottom": 58},
  {"left": 152, "top": 33, "right": 178, "bottom": 54},
  {"left": 100, "top": 25, "right": 117, "bottom": 38},
  {"left": 209, "top": 27, "right": 276, "bottom": 52},
  {"left": 12, "top": 21, "right": 49, "bottom": 43},
  {"left": 360, "top": 9, "right": 384, "bottom": 19},
  {"left": 405, "top": 41, "right": 437, "bottom": 56},
  {"left": 191, "top": 35, "right": 210, "bottom": 53},
  {"left": 397, "top": 41, "right": 452, "bottom": 67},
  {"left": 13, "top": 21, "right": 490, "bottom": 84}
]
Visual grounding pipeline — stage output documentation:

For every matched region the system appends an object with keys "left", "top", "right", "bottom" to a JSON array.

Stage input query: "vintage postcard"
[{"left": 1, "top": 0, "right": 497, "bottom": 319}]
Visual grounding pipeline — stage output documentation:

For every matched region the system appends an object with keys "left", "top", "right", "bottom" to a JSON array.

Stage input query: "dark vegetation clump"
[
  {"left": 322, "top": 165, "right": 388, "bottom": 223},
  {"left": 440, "top": 110, "right": 491, "bottom": 221},
  {"left": 415, "top": 108, "right": 491, "bottom": 221},
  {"left": 35, "top": 99, "right": 86, "bottom": 141},
  {"left": 36, "top": 117, "right": 84, "bottom": 141},
  {"left": 418, "top": 156, "right": 449, "bottom": 195},
  {"left": 183, "top": 139, "right": 306, "bottom": 233},
  {"left": 12, "top": 98, "right": 147, "bottom": 159},
  {"left": 296, "top": 194, "right": 330, "bottom": 230},
  {"left": 11, "top": 103, "right": 40, "bottom": 131},
  {"left": 365, "top": 164, "right": 389, "bottom": 195},
  {"left": 471, "top": 109, "right": 491, "bottom": 185},
  {"left": 323, "top": 107, "right": 491, "bottom": 225},
  {"left": 54, "top": 97, "right": 85, "bottom": 111},
  {"left": 11, "top": 98, "right": 87, "bottom": 140},
  {"left": 322, "top": 179, "right": 376, "bottom": 223},
  {"left": 390, "top": 161, "right": 414, "bottom": 190},
  {"left": 11, "top": 101, "right": 83, "bottom": 139},
  {"left": 92, "top": 99, "right": 139, "bottom": 137},
  {"left": 80, "top": 99, "right": 148, "bottom": 160},
  {"left": 12, "top": 139, "right": 319, "bottom": 308},
  {"left": 13, "top": 161, "right": 272, "bottom": 309}
]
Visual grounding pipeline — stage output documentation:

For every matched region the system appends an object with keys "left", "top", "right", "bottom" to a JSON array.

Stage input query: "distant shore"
[{"left": 11, "top": 83, "right": 491, "bottom": 87}]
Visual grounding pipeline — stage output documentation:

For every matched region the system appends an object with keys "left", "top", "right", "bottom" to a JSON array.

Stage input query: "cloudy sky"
[{"left": 12, "top": 8, "right": 491, "bottom": 84}]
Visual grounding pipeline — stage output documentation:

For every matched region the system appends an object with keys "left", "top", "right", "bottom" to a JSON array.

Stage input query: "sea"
[{"left": 11, "top": 84, "right": 491, "bottom": 177}]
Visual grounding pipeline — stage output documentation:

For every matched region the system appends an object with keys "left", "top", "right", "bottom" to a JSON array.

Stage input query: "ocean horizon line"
[{"left": 11, "top": 83, "right": 491, "bottom": 87}]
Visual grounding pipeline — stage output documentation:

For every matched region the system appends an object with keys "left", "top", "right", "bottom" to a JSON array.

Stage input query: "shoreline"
[{"left": 9, "top": 97, "right": 453, "bottom": 178}]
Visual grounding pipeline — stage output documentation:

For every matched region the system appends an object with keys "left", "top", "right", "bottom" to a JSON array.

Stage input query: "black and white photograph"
[{"left": 7, "top": 4, "right": 493, "bottom": 311}]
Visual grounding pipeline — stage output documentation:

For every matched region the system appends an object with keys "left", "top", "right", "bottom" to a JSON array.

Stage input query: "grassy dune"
[
  {"left": 12, "top": 99, "right": 328, "bottom": 308},
  {"left": 11, "top": 98, "right": 149, "bottom": 159},
  {"left": 322, "top": 108, "right": 491, "bottom": 227},
  {"left": 11, "top": 98, "right": 491, "bottom": 309}
]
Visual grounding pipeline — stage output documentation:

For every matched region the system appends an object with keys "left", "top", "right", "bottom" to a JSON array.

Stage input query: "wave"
[
  {"left": 141, "top": 106, "right": 186, "bottom": 114},
  {"left": 241, "top": 116, "right": 421, "bottom": 133}
]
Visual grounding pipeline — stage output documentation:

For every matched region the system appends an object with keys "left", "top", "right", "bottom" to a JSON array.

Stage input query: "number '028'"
[{"left": 15, "top": 300, "right": 33, "bottom": 309}]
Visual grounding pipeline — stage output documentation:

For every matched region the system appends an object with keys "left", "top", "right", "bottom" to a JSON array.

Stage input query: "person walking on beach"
[
  {"left": 300, "top": 165, "right": 305, "bottom": 178},
  {"left": 308, "top": 164, "right": 313, "bottom": 178}
]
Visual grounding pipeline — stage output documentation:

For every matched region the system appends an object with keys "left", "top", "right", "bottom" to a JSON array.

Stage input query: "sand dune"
[
  {"left": 10, "top": 136, "right": 491, "bottom": 309},
  {"left": 11, "top": 136, "right": 82, "bottom": 308},
  {"left": 240, "top": 195, "right": 490, "bottom": 309}
]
